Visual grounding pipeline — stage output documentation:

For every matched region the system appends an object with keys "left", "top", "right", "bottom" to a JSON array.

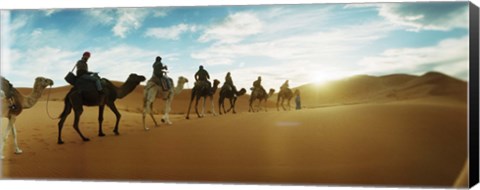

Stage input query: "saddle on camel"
[
  {"left": 150, "top": 56, "right": 173, "bottom": 94},
  {"left": 65, "top": 51, "right": 105, "bottom": 98}
]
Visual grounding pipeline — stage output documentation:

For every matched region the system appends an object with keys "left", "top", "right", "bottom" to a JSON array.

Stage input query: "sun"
[{"left": 310, "top": 72, "right": 337, "bottom": 86}]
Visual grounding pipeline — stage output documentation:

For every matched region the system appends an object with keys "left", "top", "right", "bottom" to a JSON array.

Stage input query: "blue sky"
[{"left": 0, "top": 2, "right": 470, "bottom": 88}]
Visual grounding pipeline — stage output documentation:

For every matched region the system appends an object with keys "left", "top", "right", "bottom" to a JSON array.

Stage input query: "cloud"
[
  {"left": 85, "top": 9, "right": 116, "bottom": 24},
  {"left": 153, "top": 9, "right": 169, "bottom": 17},
  {"left": 4, "top": 44, "right": 182, "bottom": 87},
  {"left": 357, "top": 36, "right": 469, "bottom": 80},
  {"left": 86, "top": 8, "right": 153, "bottom": 38},
  {"left": 4, "top": 47, "right": 78, "bottom": 87},
  {"left": 44, "top": 9, "right": 59, "bottom": 16},
  {"left": 145, "top": 23, "right": 197, "bottom": 40},
  {"left": 192, "top": 21, "right": 392, "bottom": 66},
  {"left": 112, "top": 8, "right": 149, "bottom": 38},
  {"left": 347, "top": 2, "right": 468, "bottom": 32},
  {"left": 198, "top": 12, "right": 263, "bottom": 44}
]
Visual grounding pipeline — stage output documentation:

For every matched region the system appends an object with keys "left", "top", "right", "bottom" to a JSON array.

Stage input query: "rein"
[{"left": 45, "top": 85, "right": 58, "bottom": 120}]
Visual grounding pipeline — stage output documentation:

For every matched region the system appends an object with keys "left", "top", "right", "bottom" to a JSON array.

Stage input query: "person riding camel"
[
  {"left": 224, "top": 72, "right": 238, "bottom": 95},
  {"left": 225, "top": 72, "right": 236, "bottom": 90},
  {"left": 252, "top": 76, "right": 266, "bottom": 94},
  {"left": 152, "top": 56, "right": 169, "bottom": 90},
  {"left": 194, "top": 65, "right": 211, "bottom": 88},
  {"left": 1, "top": 76, "right": 17, "bottom": 110},
  {"left": 280, "top": 80, "right": 289, "bottom": 91},
  {"left": 75, "top": 51, "right": 103, "bottom": 93}
]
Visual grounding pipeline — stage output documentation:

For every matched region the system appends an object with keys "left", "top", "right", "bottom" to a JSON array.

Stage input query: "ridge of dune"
[
  {"left": 13, "top": 71, "right": 467, "bottom": 114},
  {"left": 292, "top": 71, "right": 467, "bottom": 108}
]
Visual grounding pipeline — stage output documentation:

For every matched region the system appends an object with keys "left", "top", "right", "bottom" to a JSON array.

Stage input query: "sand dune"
[
  {"left": 1, "top": 72, "right": 468, "bottom": 187},
  {"left": 292, "top": 71, "right": 467, "bottom": 108}
]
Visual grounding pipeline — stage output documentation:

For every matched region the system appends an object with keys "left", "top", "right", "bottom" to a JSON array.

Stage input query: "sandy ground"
[{"left": 0, "top": 72, "right": 469, "bottom": 188}]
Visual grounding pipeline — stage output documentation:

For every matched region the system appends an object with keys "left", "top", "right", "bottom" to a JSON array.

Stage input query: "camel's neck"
[
  {"left": 174, "top": 81, "right": 186, "bottom": 95},
  {"left": 116, "top": 80, "right": 139, "bottom": 99},
  {"left": 211, "top": 85, "right": 219, "bottom": 94},
  {"left": 268, "top": 91, "right": 275, "bottom": 98},
  {"left": 22, "top": 84, "right": 47, "bottom": 109}
]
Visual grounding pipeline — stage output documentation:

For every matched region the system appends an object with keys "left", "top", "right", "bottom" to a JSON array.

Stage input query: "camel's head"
[
  {"left": 35, "top": 77, "right": 54, "bottom": 88},
  {"left": 268, "top": 88, "right": 275, "bottom": 95},
  {"left": 128, "top": 73, "right": 146, "bottom": 84},
  {"left": 238, "top": 88, "right": 247, "bottom": 96},
  {"left": 178, "top": 76, "right": 189, "bottom": 84},
  {"left": 213, "top": 79, "right": 220, "bottom": 87}
]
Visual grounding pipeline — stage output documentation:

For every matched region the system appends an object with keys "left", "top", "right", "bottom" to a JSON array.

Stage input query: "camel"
[
  {"left": 277, "top": 87, "right": 294, "bottom": 111},
  {"left": 57, "top": 73, "right": 145, "bottom": 144},
  {"left": 218, "top": 84, "right": 246, "bottom": 115},
  {"left": 185, "top": 79, "right": 220, "bottom": 119},
  {"left": 1, "top": 77, "right": 54, "bottom": 159},
  {"left": 142, "top": 75, "right": 189, "bottom": 130},
  {"left": 248, "top": 88, "right": 275, "bottom": 112}
]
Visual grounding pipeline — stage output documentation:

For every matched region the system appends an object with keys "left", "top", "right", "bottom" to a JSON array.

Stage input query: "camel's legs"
[
  {"left": 162, "top": 95, "right": 173, "bottom": 125},
  {"left": 287, "top": 98, "right": 292, "bottom": 111},
  {"left": 210, "top": 95, "right": 217, "bottom": 116},
  {"left": 229, "top": 98, "right": 237, "bottom": 113},
  {"left": 142, "top": 109, "right": 148, "bottom": 131},
  {"left": 282, "top": 98, "right": 287, "bottom": 111},
  {"left": 248, "top": 98, "right": 254, "bottom": 112},
  {"left": 150, "top": 113, "right": 159, "bottom": 126},
  {"left": 1, "top": 117, "right": 14, "bottom": 159},
  {"left": 98, "top": 105, "right": 106, "bottom": 137},
  {"left": 72, "top": 107, "right": 89, "bottom": 142},
  {"left": 10, "top": 116, "right": 22, "bottom": 154},
  {"left": 143, "top": 86, "right": 158, "bottom": 130},
  {"left": 57, "top": 100, "right": 72, "bottom": 144},
  {"left": 106, "top": 101, "right": 121, "bottom": 135},
  {"left": 195, "top": 96, "right": 202, "bottom": 118},
  {"left": 218, "top": 96, "right": 224, "bottom": 115},
  {"left": 186, "top": 89, "right": 196, "bottom": 119},
  {"left": 276, "top": 96, "right": 281, "bottom": 111},
  {"left": 226, "top": 97, "right": 234, "bottom": 113},
  {"left": 201, "top": 96, "right": 206, "bottom": 117},
  {"left": 143, "top": 98, "right": 151, "bottom": 131}
]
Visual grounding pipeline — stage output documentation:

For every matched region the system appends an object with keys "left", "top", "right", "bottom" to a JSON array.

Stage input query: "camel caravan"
[{"left": 0, "top": 51, "right": 301, "bottom": 158}]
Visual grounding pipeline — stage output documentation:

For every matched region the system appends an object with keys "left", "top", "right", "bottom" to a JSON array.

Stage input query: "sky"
[{"left": 0, "top": 2, "right": 470, "bottom": 89}]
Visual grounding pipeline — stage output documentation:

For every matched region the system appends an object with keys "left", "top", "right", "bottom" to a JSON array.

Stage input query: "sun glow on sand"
[{"left": 310, "top": 71, "right": 351, "bottom": 86}]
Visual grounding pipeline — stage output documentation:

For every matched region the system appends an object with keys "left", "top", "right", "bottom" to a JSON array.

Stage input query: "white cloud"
[
  {"left": 85, "top": 9, "right": 116, "bottom": 24},
  {"left": 44, "top": 9, "right": 58, "bottom": 16},
  {"left": 153, "top": 9, "right": 169, "bottom": 17},
  {"left": 86, "top": 8, "right": 152, "bottom": 38},
  {"left": 113, "top": 9, "right": 149, "bottom": 38},
  {"left": 4, "top": 44, "right": 183, "bottom": 87},
  {"left": 145, "top": 23, "right": 197, "bottom": 40},
  {"left": 4, "top": 47, "right": 78, "bottom": 87},
  {"left": 192, "top": 21, "right": 392, "bottom": 66},
  {"left": 357, "top": 36, "right": 469, "bottom": 80},
  {"left": 198, "top": 12, "right": 263, "bottom": 44},
  {"left": 347, "top": 3, "right": 469, "bottom": 32},
  {"left": 10, "top": 14, "right": 29, "bottom": 31}
]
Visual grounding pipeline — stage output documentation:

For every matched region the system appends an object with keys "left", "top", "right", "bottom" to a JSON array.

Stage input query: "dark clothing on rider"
[
  {"left": 225, "top": 74, "right": 237, "bottom": 93},
  {"left": 76, "top": 58, "right": 90, "bottom": 77},
  {"left": 252, "top": 79, "right": 265, "bottom": 94},
  {"left": 253, "top": 79, "right": 261, "bottom": 89},
  {"left": 225, "top": 75, "right": 233, "bottom": 87},
  {"left": 75, "top": 58, "right": 102, "bottom": 91},
  {"left": 195, "top": 68, "right": 210, "bottom": 82},
  {"left": 153, "top": 59, "right": 167, "bottom": 79}
]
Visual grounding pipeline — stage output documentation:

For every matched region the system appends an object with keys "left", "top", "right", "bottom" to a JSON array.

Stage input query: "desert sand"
[{"left": 1, "top": 72, "right": 468, "bottom": 188}]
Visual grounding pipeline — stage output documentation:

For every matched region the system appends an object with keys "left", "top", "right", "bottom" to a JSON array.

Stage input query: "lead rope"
[
  {"left": 45, "top": 65, "right": 77, "bottom": 119},
  {"left": 45, "top": 85, "right": 57, "bottom": 120}
]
